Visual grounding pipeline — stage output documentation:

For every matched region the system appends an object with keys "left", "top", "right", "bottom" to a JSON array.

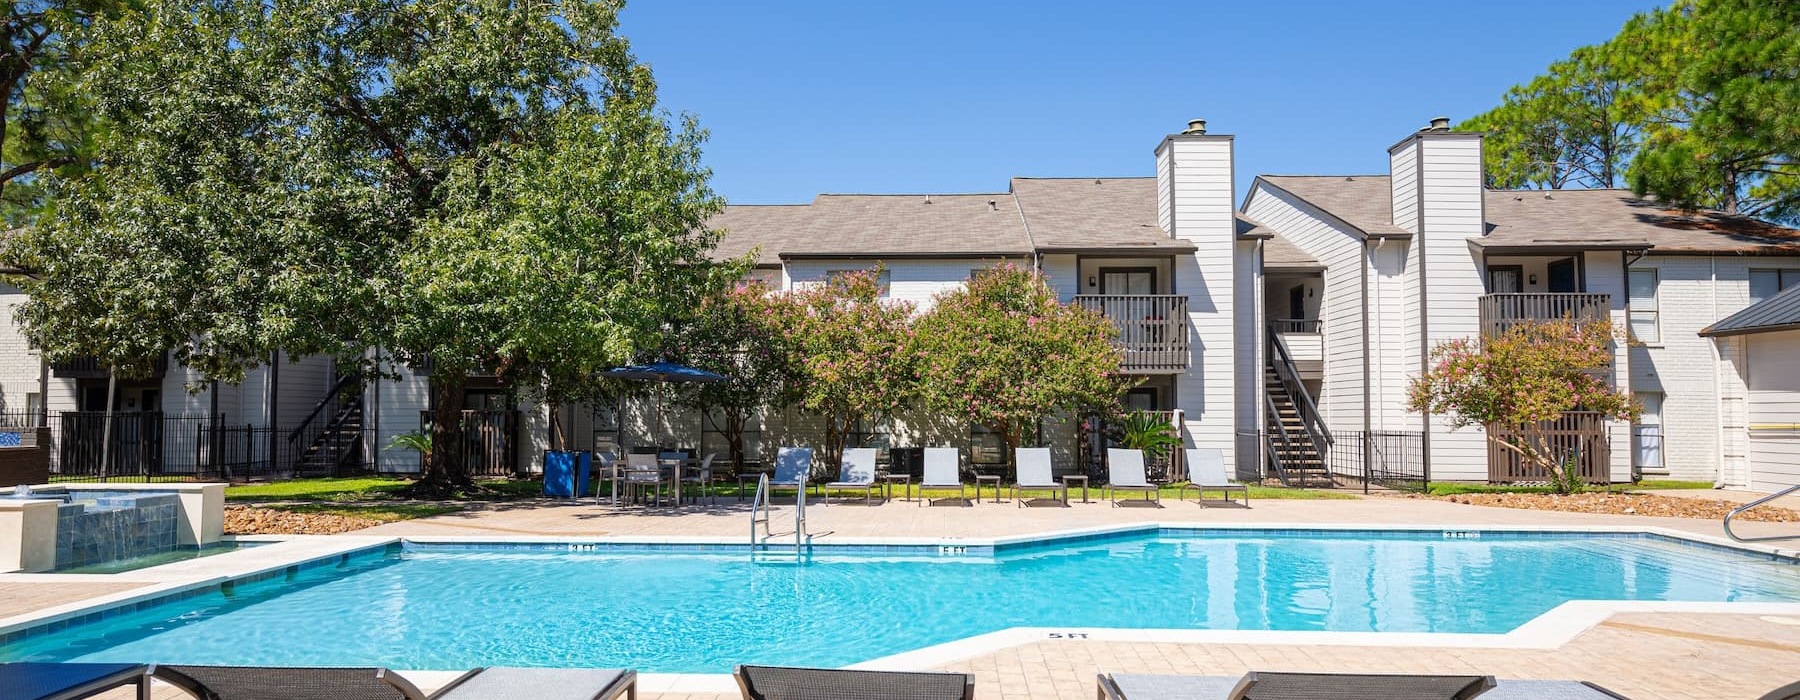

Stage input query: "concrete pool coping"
[{"left": 3, "top": 522, "right": 1798, "bottom": 694}]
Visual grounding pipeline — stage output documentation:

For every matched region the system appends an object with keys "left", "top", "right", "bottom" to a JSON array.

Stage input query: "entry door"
[
  {"left": 1288, "top": 285, "right": 1305, "bottom": 320},
  {"left": 1488, "top": 266, "right": 1523, "bottom": 293},
  {"left": 1547, "top": 259, "right": 1579, "bottom": 293}
]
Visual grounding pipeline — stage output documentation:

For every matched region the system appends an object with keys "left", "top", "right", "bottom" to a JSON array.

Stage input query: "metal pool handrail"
[{"left": 1723, "top": 483, "right": 1800, "bottom": 543}]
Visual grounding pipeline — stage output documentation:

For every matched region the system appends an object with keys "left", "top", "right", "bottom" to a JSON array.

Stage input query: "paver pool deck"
[{"left": 24, "top": 493, "right": 1800, "bottom": 700}]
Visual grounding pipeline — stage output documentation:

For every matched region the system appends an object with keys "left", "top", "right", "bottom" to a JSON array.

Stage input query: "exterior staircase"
[
  {"left": 288, "top": 376, "right": 367, "bottom": 478},
  {"left": 1263, "top": 326, "right": 1335, "bottom": 488}
]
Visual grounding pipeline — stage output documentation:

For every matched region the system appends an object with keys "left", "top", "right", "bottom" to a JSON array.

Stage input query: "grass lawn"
[
  {"left": 267, "top": 502, "right": 465, "bottom": 523},
  {"left": 1425, "top": 479, "right": 1715, "bottom": 496}
]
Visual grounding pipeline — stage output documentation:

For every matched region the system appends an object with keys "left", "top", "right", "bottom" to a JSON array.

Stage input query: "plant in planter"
[{"left": 1119, "top": 411, "right": 1182, "bottom": 481}]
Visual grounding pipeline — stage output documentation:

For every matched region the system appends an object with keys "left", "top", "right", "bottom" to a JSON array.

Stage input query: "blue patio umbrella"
[{"left": 601, "top": 361, "right": 729, "bottom": 446}]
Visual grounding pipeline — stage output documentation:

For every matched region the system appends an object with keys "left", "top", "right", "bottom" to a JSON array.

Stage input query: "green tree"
[
  {"left": 788, "top": 269, "right": 916, "bottom": 475},
  {"left": 1462, "top": 45, "right": 1646, "bottom": 190},
  {"left": 1407, "top": 319, "right": 1636, "bottom": 494},
  {"left": 666, "top": 282, "right": 803, "bottom": 472},
  {"left": 0, "top": 0, "right": 118, "bottom": 229},
  {"left": 911, "top": 264, "right": 1127, "bottom": 465},
  {"left": 11, "top": 0, "right": 731, "bottom": 493},
  {"left": 1623, "top": 0, "right": 1800, "bottom": 223}
]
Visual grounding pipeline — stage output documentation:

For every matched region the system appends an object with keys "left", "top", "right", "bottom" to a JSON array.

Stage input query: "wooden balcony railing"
[
  {"left": 50, "top": 353, "right": 170, "bottom": 380},
  {"left": 1072, "top": 294, "right": 1190, "bottom": 372},
  {"left": 1487, "top": 411, "right": 1614, "bottom": 484},
  {"left": 1478, "top": 293, "right": 1611, "bottom": 337}
]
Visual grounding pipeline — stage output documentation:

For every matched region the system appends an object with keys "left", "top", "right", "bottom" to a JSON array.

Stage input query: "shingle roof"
[
  {"left": 1010, "top": 177, "right": 1194, "bottom": 253},
  {"left": 1256, "top": 176, "right": 1413, "bottom": 237},
  {"left": 1264, "top": 232, "right": 1322, "bottom": 270},
  {"left": 787, "top": 193, "right": 1034, "bottom": 258},
  {"left": 707, "top": 205, "right": 816, "bottom": 266},
  {"left": 1480, "top": 189, "right": 1800, "bottom": 254},
  {"left": 1701, "top": 283, "right": 1800, "bottom": 337},
  {"left": 1257, "top": 175, "right": 1800, "bottom": 254}
]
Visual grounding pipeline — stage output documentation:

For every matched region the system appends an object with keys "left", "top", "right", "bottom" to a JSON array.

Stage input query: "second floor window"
[
  {"left": 826, "top": 269, "right": 892, "bottom": 297},
  {"left": 1749, "top": 269, "right": 1800, "bottom": 304},
  {"left": 1628, "top": 269, "right": 1660, "bottom": 344}
]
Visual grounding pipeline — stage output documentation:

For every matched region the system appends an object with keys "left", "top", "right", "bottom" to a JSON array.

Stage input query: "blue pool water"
[{"left": 4, "top": 530, "right": 1797, "bottom": 673}]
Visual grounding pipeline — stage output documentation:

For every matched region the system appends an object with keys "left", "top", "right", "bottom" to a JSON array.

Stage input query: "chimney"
[
  {"left": 1152, "top": 118, "right": 1236, "bottom": 469},
  {"left": 1388, "top": 116, "right": 1481, "bottom": 233},
  {"left": 1183, "top": 118, "right": 1207, "bottom": 135}
]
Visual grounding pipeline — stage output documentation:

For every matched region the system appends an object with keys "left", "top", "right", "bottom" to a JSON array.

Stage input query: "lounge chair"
[
  {"left": 1105, "top": 448, "right": 1161, "bottom": 507},
  {"left": 0, "top": 662, "right": 150, "bottom": 700},
  {"left": 1759, "top": 680, "right": 1800, "bottom": 700},
  {"left": 821, "top": 447, "right": 880, "bottom": 505},
  {"left": 1178, "top": 448, "right": 1249, "bottom": 507},
  {"left": 735, "top": 665, "right": 973, "bottom": 700},
  {"left": 921, "top": 447, "right": 969, "bottom": 506},
  {"left": 770, "top": 446, "right": 815, "bottom": 499},
  {"left": 151, "top": 665, "right": 638, "bottom": 700},
  {"left": 1011, "top": 447, "right": 1067, "bottom": 507},
  {"left": 1096, "top": 673, "right": 1630, "bottom": 700}
]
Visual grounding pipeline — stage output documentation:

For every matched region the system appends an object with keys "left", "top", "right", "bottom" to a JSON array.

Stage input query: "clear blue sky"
[{"left": 620, "top": 0, "right": 1662, "bottom": 204}]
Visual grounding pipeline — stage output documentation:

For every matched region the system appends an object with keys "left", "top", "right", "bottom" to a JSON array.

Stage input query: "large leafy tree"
[
  {"left": 1407, "top": 319, "right": 1636, "bottom": 494},
  {"left": 1461, "top": 45, "right": 1647, "bottom": 190},
  {"left": 0, "top": 0, "right": 117, "bottom": 229},
  {"left": 788, "top": 269, "right": 916, "bottom": 475},
  {"left": 1623, "top": 0, "right": 1800, "bottom": 223},
  {"left": 666, "top": 282, "right": 803, "bottom": 472},
  {"left": 11, "top": 0, "right": 730, "bottom": 492},
  {"left": 911, "top": 264, "right": 1127, "bottom": 468}
]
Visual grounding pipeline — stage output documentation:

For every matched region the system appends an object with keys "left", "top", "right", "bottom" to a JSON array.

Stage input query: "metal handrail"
[
  {"left": 750, "top": 473, "right": 772, "bottom": 543},
  {"left": 1724, "top": 484, "right": 1800, "bottom": 543},
  {"left": 288, "top": 375, "right": 358, "bottom": 443},
  {"left": 1263, "top": 392, "right": 1299, "bottom": 486},
  {"left": 1267, "top": 326, "right": 1333, "bottom": 446}
]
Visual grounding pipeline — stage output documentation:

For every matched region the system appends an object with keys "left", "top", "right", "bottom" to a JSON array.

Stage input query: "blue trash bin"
[{"left": 543, "top": 451, "right": 592, "bottom": 498}]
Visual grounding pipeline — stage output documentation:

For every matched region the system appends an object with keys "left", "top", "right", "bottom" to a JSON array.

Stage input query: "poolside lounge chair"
[
  {"left": 1, "top": 662, "right": 150, "bottom": 700},
  {"left": 1096, "top": 673, "right": 1629, "bottom": 700},
  {"left": 1105, "top": 448, "right": 1160, "bottom": 507},
  {"left": 735, "top": 665, "right": 973, "bottom": 700},
  {"left": 770, "top": 446, "right": 815, "bottom": 499},
  {"left": 151, "top": 665, "right": 638, "bottom": 700},
  {"left": 1759, "top": 680, "right": 1800, "bottom": 700},
  {"left": 921, "top": 447, "right": 969, "bottom": 507},
  {"left": 1011, "top": 447, "right": 1067, "bottom": 507},
  {"left": 821, "top": 447, "right": 880, "bottom": 505},
  {"left": 1179, "top": 448, "right": 1249, "bottom": 507}
]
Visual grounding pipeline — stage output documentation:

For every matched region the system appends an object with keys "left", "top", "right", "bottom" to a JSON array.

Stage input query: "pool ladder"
[
  {"left": 1723, "top": 483, "right": 1800, "bottom": 543},
  {"left": 749, "top": 473, "right": 808, "bottom": 557}
]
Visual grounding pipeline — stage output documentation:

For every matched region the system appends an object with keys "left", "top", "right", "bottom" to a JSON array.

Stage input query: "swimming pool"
[{"left": 4, "top": 529, "right": 1797, "bottom": 673}]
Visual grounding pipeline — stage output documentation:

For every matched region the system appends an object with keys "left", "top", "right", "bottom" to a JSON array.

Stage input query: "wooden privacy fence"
[{"left": 1486, "top": 411, "right": 1613, "bottom": 484}]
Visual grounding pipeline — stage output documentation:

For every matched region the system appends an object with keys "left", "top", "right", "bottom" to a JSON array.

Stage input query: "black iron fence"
[
  {"left": 1236, "top": 428, "right": 1428, "bottom": 492},
  {"left": 419, "top": 410, "right": 522, "bottom": 478}
]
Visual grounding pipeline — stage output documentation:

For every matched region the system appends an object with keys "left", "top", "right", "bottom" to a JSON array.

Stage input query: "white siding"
[
  {"left": 1040, "top": 254, "right": 1080, "bottom": 301},
  {"left": 1389, "top": 142, "right": 1419, "bottom": 233},
  {"left": 1370, "top": 242, "right": 1411, "bottom": 430},
  {"left": 1582, "top": 251, "right": 1633, "bottom": 482},
  {"left": 1415, "top": 134, "right": 1489, "bottom": 480},
  {"left": 1746, "top": 329, "right": 1800, "bottom": 490},
  {"left": 1162, "top": 136, "right": 1236, "bottom": 467},
  {"left": 1243, "top": 184, "right": 1365, "bottom": 434},
  {"left": 1235, "top": 237, "right": 1261, "bottom": 460},
  {"left": 371, "top": 355, "right": 429, "bottom": 473},
  {"left": 782, "top": 258, "right": 1017, "bottom": 312},
  {"left": 272, "top": 353, "right": 333, "bottom": 428}
]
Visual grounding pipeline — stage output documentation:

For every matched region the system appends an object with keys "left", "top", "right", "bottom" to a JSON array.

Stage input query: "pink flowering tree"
[
  {"left": 1407, "top": 318, "right": 1636, "bottom": 493},
  {"left": 788, "top": 269, "right": 918, "bottom": 474},
  {"left": 912, "top": 264, "right": 1130, "bottom": 469},
  {"left": 667, "top": 282, "right": 804, "bottom": 472}
]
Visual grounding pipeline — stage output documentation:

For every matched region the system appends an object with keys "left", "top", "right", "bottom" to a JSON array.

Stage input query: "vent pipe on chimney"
[
  {"left": 1428, "top": 116, "right": 1451, "bottom": 131},
  {"left": 1183, "top": 119, "right": 1207, "bottom": 135}
]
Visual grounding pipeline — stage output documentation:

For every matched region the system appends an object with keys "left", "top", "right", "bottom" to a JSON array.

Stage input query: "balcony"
[
  {"left": 1072, "top": 294, "right": 1190, "bottom": 373},
  {"left": 1478, "top": 293, "right": 1611, "bottom": 337},
  {"left": 50, "top": 353, "right": 170, "bottom": 380}
]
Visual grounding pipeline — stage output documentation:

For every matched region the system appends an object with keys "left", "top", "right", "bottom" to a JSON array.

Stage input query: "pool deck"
[{"left": 23, "top": 493, "right": 1800, "bottom": 700}]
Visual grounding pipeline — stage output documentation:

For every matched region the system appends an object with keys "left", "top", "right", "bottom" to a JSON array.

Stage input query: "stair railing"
[
  {"left": 287, "top": 374, "right": 358, "bottom": 445},
  {"left": 1267, "top": 325, "right": 1333, "bottom": 449},
  {"left": 1723, "top": 484, "right": 1800, "bottom": 543},
  {"left": 1263, "top": 391, "right": 1300, "bottom": 487}
]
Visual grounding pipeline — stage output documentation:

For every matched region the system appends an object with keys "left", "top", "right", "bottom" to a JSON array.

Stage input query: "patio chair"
[
  {"left": 593, "top": 451, "right": 619, "bottom": 506},
  {"left": 151, "top": 665, "right": 639, "bottom": 700},
  {"left": 1011, "top": 447, "right": 1067, "bottom": 507},
  {"left": 1106, "top": 448, "right": 1161, "bottom": 507},
  {"left": 821, "top": 447, "right": 880, "bottom": 505},
  {"left": 1, "top": 662, "right": 150, "bottom": 700},
  {"left": 1096, "top": 671, "right": 1499, "bottom": 700},
  {"left": 735, "top": 665, "right": 973, "bottom": 700},
  {"left": 1178, "top": 448, "right": 1249, "bottom": 507},
  {"left": 920, "top": 447, "right": 969, "bottom": 507},
  {"left": 679, "top": 453, "right": 719, "bottom": 505},
  {"left": 1758, "top": 679, "right": 1800, "bottom": 700},
  {"left": 769, "top": 446, "right": 815, "bottom": 499},
  {"left": 623, "top": 453, "right": 666, "bottom": 507}
]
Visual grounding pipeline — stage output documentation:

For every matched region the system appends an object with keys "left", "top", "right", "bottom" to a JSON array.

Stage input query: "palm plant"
[
  {"left": 387, "top": 430, "right": 432, "bottom": 458},
  {"left": 1119, "top": 411, "right": 1181, "bottom": 460}
]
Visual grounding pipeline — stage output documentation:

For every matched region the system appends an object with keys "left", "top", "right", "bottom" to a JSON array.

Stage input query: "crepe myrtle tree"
[
  {"left": 788, "top": 268, "right": 918, "bottom": 476},
  {"left": 666, "top": 280, "right": 804, "bottom": 472},
  {"left": 912, "top": 263, "right": 1130, "bottom": 469},
  {"left": 1407, "top": 318, "right": 1636, "bottom": 494}
]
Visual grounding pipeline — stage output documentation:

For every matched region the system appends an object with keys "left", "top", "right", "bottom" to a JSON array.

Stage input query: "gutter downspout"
[{"left": 1712, "top": 256, "right": 1725, "bottom": 489}]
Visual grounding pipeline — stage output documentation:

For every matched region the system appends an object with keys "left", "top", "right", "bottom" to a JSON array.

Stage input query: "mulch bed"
[
  {"left": 1430, "top": 491, "right": 1800, "bottom": 522},
  {"left": 225, "top": 505, "right": 382, "bottom": 535}
]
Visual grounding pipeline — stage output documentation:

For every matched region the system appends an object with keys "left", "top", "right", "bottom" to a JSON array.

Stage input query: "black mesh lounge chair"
[
  {"left": 0, "top": 662, "right": 150, "bottom": 700},
  {"left": 151, "top": 665, "right": 637, "bottom": 700},
  {"left": 735, "top": 665, "right": 974, "bottom": 700},
  {"left": 1759, "top": 680, "right": 1800, "bottom": 700},
  {"left": 1096, "top": 672, "right": 1511, "bottom": 700}
]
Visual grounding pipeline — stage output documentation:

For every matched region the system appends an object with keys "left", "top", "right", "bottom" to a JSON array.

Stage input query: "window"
[
  {"left": 1749, "top": 269, "right": 1800, "bottom": 304},
  {"left": 23, "top": 392, "right": 40, "bottom": 425},
  {"left": 1628, "top": 269, "right": 1659, "bottom": 343},
  {"left": 1487, "top": 265, "right": 1523, "bottom": 294},
  {"left": 826, "top": 269, "right": 891, "bottom": 297},
  {"left": 1099, "top": 268, "right": 1155, "bottom": 295},
  {"left": 1633, "top": 392, "right": 1663, "bottom": 470}
]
